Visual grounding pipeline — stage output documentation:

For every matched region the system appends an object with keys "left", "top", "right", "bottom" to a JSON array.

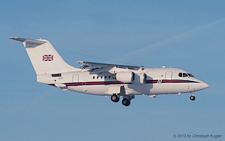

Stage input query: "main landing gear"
[
  {"left": 110, "top": 94, "right": 134, "bottom": 106},
  {"left": 111, "top": 94, "right": 120, "bottom": 102},
  {"left": 122, "top": 98, "right": 131, "bottom": 106},
  {"left": 190, "top": 92, "right": 195, "bottom": 101}
]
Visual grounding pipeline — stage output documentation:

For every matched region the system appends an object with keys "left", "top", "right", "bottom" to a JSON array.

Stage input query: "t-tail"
[{"left": 10, "top": 37, "right": 79, "bottom": 83}]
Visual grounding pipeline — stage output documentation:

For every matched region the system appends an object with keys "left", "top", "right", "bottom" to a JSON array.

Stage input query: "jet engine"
[{"left": 112, "top": 71, "right": 134, "bottom": 83}]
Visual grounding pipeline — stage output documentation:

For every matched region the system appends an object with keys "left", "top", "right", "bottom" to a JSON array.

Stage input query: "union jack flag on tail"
[{"left": 43, "top": 55, "right": 54, "bottom": 61}]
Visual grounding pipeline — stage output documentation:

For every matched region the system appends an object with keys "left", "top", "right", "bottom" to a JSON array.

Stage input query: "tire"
[
  {"left": 111, "top": 94, "right": 120, "bottom": 102},
  {"left": 190, "top": 96, "right": 195, "bottom": 101},
  {"left": 122, "top": 99, "right": 131, "bottom": 106}
]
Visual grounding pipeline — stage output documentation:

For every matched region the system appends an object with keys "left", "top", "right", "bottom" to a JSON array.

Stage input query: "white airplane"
[{"left": 10, "top": 37, "right": 209, "bottom": 106}]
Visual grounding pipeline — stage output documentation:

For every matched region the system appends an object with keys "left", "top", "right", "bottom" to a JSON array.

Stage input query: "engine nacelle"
[
  {"left": 112, "top": 71, "right": 134, "bottom": 83},
  {"left": 133, "top": 73, "right": 147, "bottom": 84}
]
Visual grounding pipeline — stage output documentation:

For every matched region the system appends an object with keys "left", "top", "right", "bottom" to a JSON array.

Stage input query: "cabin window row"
[{"left": 93, "top": 76, "right": 111, "bottom": 79}]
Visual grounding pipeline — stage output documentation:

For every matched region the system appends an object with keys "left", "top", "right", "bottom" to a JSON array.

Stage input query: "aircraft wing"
[{"left": 78, "top": 61, "right": 142, "bottom": 70}]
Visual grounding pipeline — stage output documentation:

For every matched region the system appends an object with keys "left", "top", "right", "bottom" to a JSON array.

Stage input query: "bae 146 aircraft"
[{"left": 10, "top": 37, "right": 209, "bottom": 106}]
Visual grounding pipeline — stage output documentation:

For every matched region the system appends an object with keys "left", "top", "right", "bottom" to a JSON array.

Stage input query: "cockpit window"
[
  {"left": 183, "top": 73, "right": 188, "bottom": 77},
  {"left": 187, "top": 73, "right": 194, "bottom": 77},
  {"left": 178, "top": 72, "right": 194, "bottom": 77},
  {"left": 178, "top": 73, "right": 182, "bottom": 77}
]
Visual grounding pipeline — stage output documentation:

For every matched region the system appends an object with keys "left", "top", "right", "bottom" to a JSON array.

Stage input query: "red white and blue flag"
[{"left": 43, "top": 55, "right": 54, "bottom": 61}]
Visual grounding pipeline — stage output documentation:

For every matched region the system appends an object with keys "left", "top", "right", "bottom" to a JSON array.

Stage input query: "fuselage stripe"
[{"left": 50, "top": 79, "right": 198, "bottom": 87}]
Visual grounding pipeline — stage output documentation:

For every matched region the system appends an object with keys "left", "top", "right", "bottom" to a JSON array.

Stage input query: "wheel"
[
  {"left": 122, "top": 99, "right": 131, "bottom": 106},
  {"left": 111, "top": 94, "right": 120, "bottom": 102},
  {"left": 190, "top": 95, "right": 195, "bottom": 101}
]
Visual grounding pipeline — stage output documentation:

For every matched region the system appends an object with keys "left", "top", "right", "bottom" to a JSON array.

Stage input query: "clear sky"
[{"left": 1, "top": 0, "right": 225, "bottom": 141}]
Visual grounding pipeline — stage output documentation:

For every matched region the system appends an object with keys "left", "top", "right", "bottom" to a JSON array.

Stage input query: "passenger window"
[
  {"left": 109, "top": 76, "right": 111, "bottom": 79},
  {"left": 183, "top": 73, "right": 188, "bottom": 77},
  {"left": 97, "top": 76, "right": 99, "bottom": 79},
  {"left": 105, "top": 76, "right": 107, "bottom": 79},
  {"left": 93, "top": 76, "right": 95, "bottom": 79},
  {"left": 178, "top": 73, "right": 182, "bottom": 77}
]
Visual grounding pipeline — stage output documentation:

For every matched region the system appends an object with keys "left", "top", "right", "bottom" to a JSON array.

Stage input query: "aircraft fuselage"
[{"left": 38, "top": 67, "right": 208, "bottom": 96}]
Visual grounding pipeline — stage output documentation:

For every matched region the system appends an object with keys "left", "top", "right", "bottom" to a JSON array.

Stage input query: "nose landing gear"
[
  {"left": 190, "top": 92, "right": 195, "bottom": 101},
  {"left": 190, "top": 95, "right": 195, "bottom": 101}
]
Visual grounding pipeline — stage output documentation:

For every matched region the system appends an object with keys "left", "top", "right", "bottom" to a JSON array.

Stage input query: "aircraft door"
[
  {"left": 73, "top": 74, "right": 79, "bottom": 82},
  {"left": 165, "top": 71, "right": 172, "bottom": 80}
]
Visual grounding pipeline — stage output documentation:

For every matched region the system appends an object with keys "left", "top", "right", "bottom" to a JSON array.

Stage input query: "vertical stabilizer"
[{"left": 10, "top": 37, "right": 78, "bottom": 75}]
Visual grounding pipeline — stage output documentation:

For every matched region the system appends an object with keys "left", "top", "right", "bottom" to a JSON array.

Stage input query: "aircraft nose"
[{"left": 200, "top": 81, "right": 209, "bottom": 89}]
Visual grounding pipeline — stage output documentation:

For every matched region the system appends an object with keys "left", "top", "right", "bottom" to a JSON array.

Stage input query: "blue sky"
[{"left": 1, "top": 0, "right": 225, "bottom": 140}]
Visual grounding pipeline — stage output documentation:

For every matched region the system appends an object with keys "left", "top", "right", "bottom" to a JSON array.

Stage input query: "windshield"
[{"left": 187, "top": 73, "right": 194, "bottom": 77}]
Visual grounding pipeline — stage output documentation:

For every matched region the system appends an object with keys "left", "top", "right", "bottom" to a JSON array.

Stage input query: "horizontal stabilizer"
[
  {"left": 10, "top": 37, "right": 27, "bottom": 42},
  {"left": 10, "top": 37, "right": 46, "bottom": 47}
]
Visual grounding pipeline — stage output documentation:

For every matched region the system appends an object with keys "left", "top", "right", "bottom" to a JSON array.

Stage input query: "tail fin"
[{"left": 10, "top": 37, "right": 78, "bottom": 75}]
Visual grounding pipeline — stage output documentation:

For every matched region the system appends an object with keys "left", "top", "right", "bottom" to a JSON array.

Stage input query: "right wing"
[{"left": 77, "top": 61, "right": 142, "bottom": 70}]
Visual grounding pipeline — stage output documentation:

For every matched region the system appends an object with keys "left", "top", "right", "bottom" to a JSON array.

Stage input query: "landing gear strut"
[{"left": 111, "top": 94, "right": 120, "bottom": 102}]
